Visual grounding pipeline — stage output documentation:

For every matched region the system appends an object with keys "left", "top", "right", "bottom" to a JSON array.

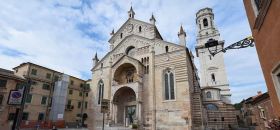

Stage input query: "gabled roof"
[
  {"left": 108, "top": 18, "right": 163, "bottom": 43},
  {"left": 0, "top": 68, "right": 25, "bottom": 81},
  {"left": 112, "top": 55, "right": 144, "bottom": 68}
]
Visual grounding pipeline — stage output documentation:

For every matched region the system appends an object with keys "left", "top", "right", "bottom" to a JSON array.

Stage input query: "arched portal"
[
  {"left": 112, "top": 87, "right": 137, "bottom": 125},
  {"left": 113, "top": 63, "right": 137, "bottom": 85}
]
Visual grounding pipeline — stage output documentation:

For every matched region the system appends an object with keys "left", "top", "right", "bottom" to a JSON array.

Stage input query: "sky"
[{"left": 0, "top": 0, "right": 266, "bottom": 103}]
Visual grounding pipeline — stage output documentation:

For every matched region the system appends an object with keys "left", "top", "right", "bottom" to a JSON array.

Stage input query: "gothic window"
[
  {"left": 164, "top": 69, "right": 175, "bottom": 100},
  {"left": 120, "top": 33, "right": 123, "bottom": 39},
  {"left": 206, "top": 104, "right": 218, "bottom": 110},
  {"left": 203, "top": 18, "right": 208, "bottom": 27},
  {"left": 211, "top": 73, "right": 216, "bottom": 82},
  {"left": 146, "top": 65, "right": 149, "bottom": 74},
  {"left": 165, "top": 46, "right": 169, "bottom": 53},
  {"left": 97, "top": 80, "right": 104, "bottom": 105},
  {"left": 206, "top": 91, "right": 212, "bottom": 98},
  {"left": 139, "top": 26, "right": 142, "bottom": 32}
]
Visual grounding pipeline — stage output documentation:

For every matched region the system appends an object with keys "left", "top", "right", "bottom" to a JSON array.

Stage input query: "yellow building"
[
  {"left": 1, "top": 62, "right": 91, "bottom": 128},
  {"left": 0, "top": 68, "right": 25, "bottom": 130}
]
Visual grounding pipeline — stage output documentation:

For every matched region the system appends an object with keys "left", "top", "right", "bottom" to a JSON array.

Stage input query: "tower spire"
[
  {"left": 92, "top": 52, "right": 99, "bottom": 67},
  {"left": 150, "top": 13, "right": 156, "bottom": 25},
  {"left": 110, "top": 29, "right": 114, "bottom": 36},
  {"left": 178, "top": 25, "right": 186, "bottom": 36},
  {"left": 128, "top": 6, "right": 135, "bottom": 18},
  {"left": 178, "top": 25, "right": 187, "bottom": 46}
]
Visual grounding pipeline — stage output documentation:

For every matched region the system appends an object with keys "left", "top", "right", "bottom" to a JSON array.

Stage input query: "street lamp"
[{"left": 205, "top": 36, "right": 254, "bottom": 56}]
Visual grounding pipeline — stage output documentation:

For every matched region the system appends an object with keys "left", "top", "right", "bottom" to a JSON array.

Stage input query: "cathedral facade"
[
  {"left": 88, "top": 7, "right": 238, "bottom": 130},
  {"left": 88, "top": 7, "right": 202, "bottom": 130}
]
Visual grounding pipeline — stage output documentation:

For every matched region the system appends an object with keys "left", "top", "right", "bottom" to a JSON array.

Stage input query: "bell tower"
[{"left": 195, "top": 8, "right": 231, "bottom": 103}]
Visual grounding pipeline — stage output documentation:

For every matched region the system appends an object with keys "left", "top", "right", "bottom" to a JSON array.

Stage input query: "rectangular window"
[
  {"left": 25, "top": 94, "right": 32, "bottom": 103},
  {"left": 86, "top": 93, "right": 88, "bottom": 97},
  {"left": 0, "top": 95, "right": 3, "bottom": 105},
  {"left": 8, "top": 113, "right": 15, "bottom": 120},
  {"left": 85, "top": 101, "right": 88, "bottom": 109},
  {"left": 70, "top": 80, "right": 74, "bottom": 85},
  {"left": 41, "top": 96, "right": 47, "bottom": 105},
  {"left": 67, "top": 100, "right": 71, "bottom": 105},
  {"left": 79, "top": 92, "right": 82, "bottom": 97},
  {"left": 42, "top": 83, "right": 50, "bottom": 90},
  {"left": 54, "top": 75, "right": 59, "bottom": 81},
  {"left": 16, "top": 83, "right": 24, "bottom": 90},
  {"left": 69, "top": 89, "right": 73, "bottom": 95},
  {"left": 78, "top": 101, "right": 81, "bottom": 108},
  {"left": 80, "top": 83, "right": 83, "bottom": 88},
  {"left": 46, "top": 73, "right": 51, "bottom": 79},
  {"left": 0, "top": 79, "right": 7, "bottom": 88},
  {"left": 22, "top": 112, "right": 29, "bottom": 120},
  {"left": 38, "top": 113, "right": 44, "bottom": 121},
  {"left": 272, "top": 65, "right": 280, "bottom": 102},
  {"left": 31, "top": 69, "right": 37, "bottom": 75}
]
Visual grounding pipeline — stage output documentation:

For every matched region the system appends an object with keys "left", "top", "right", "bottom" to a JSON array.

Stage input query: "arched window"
[
  {"left": 97, "top": 80, "right": 104, "bottom": 104},
  {"left": 125, "top": 46, "right": 136, "bottom": 56},
  {"left": 139, "top": 26, "right": 142, "bottom": 32},
  {"left": 206, "top": 91, "right": 212, "bottom": 98},
  {"left": 206, "top": 104, "right": 218, "bottom": 110},
  {"left": 120, "top": 33, "right": 123, "bottom": 39},
  {"left": 203, "top": 18, "right": 208, "bottom": 27},
  {"left": 165, "top": 46, "right": 169, "bottom": 53},
  {"left": 211, "top": 73, "right": 215, "bottom": 82},
  {"left": 164, "top": 69, "right": 175, "bottom": 100}
]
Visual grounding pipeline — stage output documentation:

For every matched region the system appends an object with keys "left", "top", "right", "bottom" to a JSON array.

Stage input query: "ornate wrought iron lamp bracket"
[{"left": 206, "top": 36, "right": 255, "bottom": 56}]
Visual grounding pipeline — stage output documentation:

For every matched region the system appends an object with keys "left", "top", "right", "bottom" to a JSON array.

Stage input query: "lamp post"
[{"left": 205, "top": 36, "right": 254, "bottom": 56}]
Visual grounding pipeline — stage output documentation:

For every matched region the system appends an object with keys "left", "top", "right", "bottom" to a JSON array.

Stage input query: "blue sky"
[{"left": 0, "top": 0, "right": 266, "bottom": 103}]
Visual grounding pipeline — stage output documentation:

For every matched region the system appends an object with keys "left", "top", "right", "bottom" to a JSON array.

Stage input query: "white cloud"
[{"left": 0, "top": 0, "right": 266, "bottom": 103}]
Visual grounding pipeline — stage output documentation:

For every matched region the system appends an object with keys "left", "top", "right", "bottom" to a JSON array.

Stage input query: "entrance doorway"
[
  {"left": 126, "top": 105, "right": 136, "bottom": 125},
  {"left": 112, "top": 87, "right": 136, "bottom": 126}
]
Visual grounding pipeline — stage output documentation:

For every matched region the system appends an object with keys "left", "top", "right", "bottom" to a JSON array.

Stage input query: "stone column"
[
  {"left": 108, "top": 57, "right": 113, "bottom": 121},
  {"left": 138, "top": 101, "right": 142, "bottom": 123},
  {"left": 150, "top": 45, "right": 156, "bottom": 130}
]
